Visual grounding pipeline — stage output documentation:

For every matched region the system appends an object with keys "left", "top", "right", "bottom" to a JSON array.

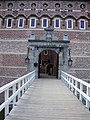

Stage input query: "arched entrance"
[{"left": 38, "top": 50, "right": 58, "bottom": 78}]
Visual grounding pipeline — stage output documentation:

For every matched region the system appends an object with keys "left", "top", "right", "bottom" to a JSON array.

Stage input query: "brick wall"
[
  {"left": 0, "top": 0, "right": 90, "bottom": 86},
  {"left": 0, "top": 37, "right": 28, "bottom": 86}
]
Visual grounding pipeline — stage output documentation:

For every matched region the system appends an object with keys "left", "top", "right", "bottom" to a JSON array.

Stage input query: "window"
[
  {"left": 8, "top": 3, "right": 13, "bottom": 8},
  {"left": 19, "top": 3, "right": 25, "bottom": 7},
  {"left": 55, "top": 3, "right": 60, "bottom": 8},
  {"left": 43, "top": 3, "right": 48, "bottom": 8},
  {"left": 18, "top": 18, "right": 24, "bottom": 28},
  {"left": 6, "top": 18, "right": 12, "bottom": 28},
  {"left": 8, "top": 3, "right": 13, "bottom": 11},
  {"left": 63, "top": 34, "right": 68, "bottom": 41},
  {"left": 54, "top": 18, "right": 60, "bottom": 28},
  {"left": 31, "top": 3, "right": 36, "bottom": 10},
  {"left": 67, "top": 19, "right": 73, "bottom": 29},
  {"left": 67, "top": 4, "right": 73, "bottom": 8},
  {"left": 42, "top": 18, "right": 48, "bottom": 28},
  {"left": 80, "top": 4, "right": 86, "bottom": 9},
  {"left": 19, "top": 3, "right": 25, "bottom": 11},
  {"left": 30, "top": 18, "right": 36, "bottom": 28},
  {"left": 79, "top": 19, "right": 85, "bottom": 29},
  {"left": 31, "top": 3, "right": 36, "bottom": 8}
]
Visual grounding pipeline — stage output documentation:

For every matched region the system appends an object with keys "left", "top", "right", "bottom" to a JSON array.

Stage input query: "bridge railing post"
[
  {"left": 86, "top": 87, "right": 90, "bottom": 109},
  {"left": 18, "top": 81, "right": 21, "bottom": 100},
  {"left": 22, "top": 79, "right": 25, "bottom": 95},
  {"left": 75, "top": 81, "right": 78, "bottom": 96},
  {"left": 79, "top": 83, "right": 83, "bottom": 102},
  {"left": 5, "top": 89, "right": 9, "bottom": 117},
  {"left": 24, "top": 78, "right": 26, "bottom": 92},
  {"left": 71, "top": 78, "right": 74, "bottom": 93},
  {"left": 12, "top": 84, "right": 16, "bottom": 107}
]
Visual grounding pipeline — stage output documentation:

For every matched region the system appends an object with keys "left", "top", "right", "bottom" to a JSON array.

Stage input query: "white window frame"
[
  {"left": 63, "top": 34, "right": 68, "bottom": 41},
  {"left": 66, "top": 19, "right": 73, "bottom": 29},
  {"left": 30, "top": 17, "right": 36, "bottom": 28},
  {"left": 18, "top": 17, "right": 25, "bottom": 28},
  {"left": 79, "top": 19, "right": 86, "bottom": 30},
  {"left": 54, "top": 18, "right": 60, "bottom": 28},
  {"left": 0, "top": 18, "right": 2, "bottom": 27},
  {"left": 6, "top": 18, "right": 13, "bottom": 28},
  {"left": 42, "top": 18, "right": 48, "bottom": 28}
]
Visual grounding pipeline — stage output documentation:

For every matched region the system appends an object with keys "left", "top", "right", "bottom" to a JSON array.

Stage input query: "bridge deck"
[{"left": 5, "top": 79, "right": 90, "bottom": 120}]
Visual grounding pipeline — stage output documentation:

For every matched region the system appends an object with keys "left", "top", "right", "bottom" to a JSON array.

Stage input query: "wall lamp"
[
  {"left": 68, "top": 48, "right": 73, "bottom": 66},
  {"left": 25, "top": 47, "right": 30, "bottom": 63}
]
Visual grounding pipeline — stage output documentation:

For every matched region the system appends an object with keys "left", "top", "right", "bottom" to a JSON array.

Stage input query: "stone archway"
[{"left": 38, "top": 50, "right": 58, "bottom": 78}]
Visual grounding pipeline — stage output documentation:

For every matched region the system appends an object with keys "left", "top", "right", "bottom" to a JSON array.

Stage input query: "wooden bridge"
[{"left": 0, "top": 71, "right": 90, "bottom": 120}]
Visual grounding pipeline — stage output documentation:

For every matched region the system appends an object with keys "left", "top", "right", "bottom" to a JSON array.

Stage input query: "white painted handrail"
[
  {"left": 0, "top": 70, "right": 35, "bottom": 118},
  {"left": 61, "top": 71, "right": 90, "bottom": 110}
]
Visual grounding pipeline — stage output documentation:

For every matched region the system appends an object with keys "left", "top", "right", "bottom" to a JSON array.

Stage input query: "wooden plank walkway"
[{"left": 5, "top": 79, "right": 90, "bottom": 120}]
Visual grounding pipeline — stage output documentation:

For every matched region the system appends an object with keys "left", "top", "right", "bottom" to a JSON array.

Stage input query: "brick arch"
[
  {"left": 65, "top": 15, "right": 76, "bottom": 20},
  {"left": 52, "top": 15, "right": 63, "bottom": 19},
  {"left": 39, "top": 14, "right": 51, "bottom": 19},
  {"left": 15, "top": 14, "right": 26, "bottom": 19},
  {"left": 4, "top": 15, "right": 15, "bottom": 19},
  {"left": 27, "top": 14, "right": 39, "bottom": 19},
  {"left": 77, "top": 16, "right": 89, "bottom": 21},
  {"left": 3, "top": 15, "right": 15, "bottom": 26}
]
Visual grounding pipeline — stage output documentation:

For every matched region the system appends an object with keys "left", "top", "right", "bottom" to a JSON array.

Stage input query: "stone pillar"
[
  {"left": 34, "top": 48, "right": 39, "bottom": 79},
  {"left": 28, "top": 48, "right": 35, "bottom": 72},
  {"left": 63, "top": 46, "right": 69, "bottom": 72},
  {"left": 58, "top": 52, "right": 62, "bottom": 79}
]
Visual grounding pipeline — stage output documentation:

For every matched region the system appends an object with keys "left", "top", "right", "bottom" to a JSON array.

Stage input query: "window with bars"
[
  {"left": 42, "top": 18, "right": 48, "bottom": 28},
  {"left": 30, "top": 18, "right": 36, "bottom": 28},
  {"left": 18, "top": 18, "right": 24, "bottom": 28},
  {"left": 67, "top": 19, "right": 73, "bottom": 29},
  {"left": 7, "top": 18, "right": 12, "bottom": 28},
  {"left": 79, "top": 19, "right": 85, "bottom": 29},
  {"left": 54, "top": 18, "right": 60, "bottom": 28}
]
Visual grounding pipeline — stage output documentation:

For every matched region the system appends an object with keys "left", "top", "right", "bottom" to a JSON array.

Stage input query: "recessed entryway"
[{"left": 38, "top": 50, "right": 58, "bottom": 78}]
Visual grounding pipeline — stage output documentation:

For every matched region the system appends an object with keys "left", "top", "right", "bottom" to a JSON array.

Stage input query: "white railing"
[
  {"left": 61, "top": 71, "right": 90, "bottom": 110},
  {"left": 0, "top": 70, "right": 35, "bottom": 119}
]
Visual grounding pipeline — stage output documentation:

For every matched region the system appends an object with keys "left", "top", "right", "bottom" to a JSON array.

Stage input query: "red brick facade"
[{"left": 0, "top": 0, "right": 90, "bottom": 86}]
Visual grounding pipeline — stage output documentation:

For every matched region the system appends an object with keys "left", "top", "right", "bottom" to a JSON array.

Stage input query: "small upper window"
[
  {"left": 18, "top": 18, "right": 24, "bottom": 28},
  {"left": 79, "top": 19, "right": 86, "bottom": 29},
  {"left": 63, "top": 34, "right": 68, "bottom": 41},
  {"left": 42, "top": 18, "right": 48, "bottom": 28},
  {"left": 8, "top": 3, "right": 13, "bottom": 11},
  {"left": 30, "top": 17, "right": 36, "bottom": 28},
  {"left": 31, "top": 3, "right": 36, "bottom": 10},
  {"left": 67, "top": 4, "right": 73, "bottom": 8},
  {"left": 6, "top": 18, "right": 13, "bottom": 28},
  {"left": 55, "top": 3, "right": 60, "bottom": 8},
  {"left": 80, "top": 4, "right": 86, "bottom": 9},
  {"left": 66, "top": 19, "right": 73, "bottom": 29},
  {"left": 19, "top": 3, "right": 25, "bottom": 7},
  {"left": 8, "top": 3, "right": 13, "bottom": 8},
  {"left": 54, "top": 18, "right": 60, "bottom": 28},
  {"left": 43, "top": 3, "right": 48, "bottom": 8}
]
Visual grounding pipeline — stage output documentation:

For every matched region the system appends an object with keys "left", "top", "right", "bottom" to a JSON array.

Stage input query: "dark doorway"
[{"left": 38, "top": 50, "right": 58, "bottom": 78}]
